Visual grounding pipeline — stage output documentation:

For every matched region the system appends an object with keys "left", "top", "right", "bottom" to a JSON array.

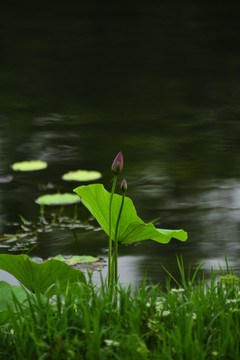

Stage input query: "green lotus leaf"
[
  {"left": 0, "top": 281, "right": 30, "bottom": 324},
  {"left": 12, "top": 160, "right": 48, "bottom": 171},
  {"left": 53, "top": 255, "right": 100, "bottom": 263},
  {"left": 35, "top": 193, "right": 81, "bottom": 206},
  {"left": 74, "top": 184, "right": 188, "bottom": 245},
  {"left": 62, "top": 170, "right": 102, "bottom": 182},
  {"left": 0, "top": 254, "right": 86, "bottom": 298}
]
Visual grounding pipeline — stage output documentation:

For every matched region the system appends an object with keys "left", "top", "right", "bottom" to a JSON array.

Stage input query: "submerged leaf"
[
  {"left": 0, "top": 254, "right": 86, "bottom": 297},
  {"left": 35, "top": 193, "right": 81, "bottom": 206},
  {"left": 12, "top": 160, "right": 47, "bottom": 172},
  {"left": 74, "top": 184, "right": 188, "bottom": 245},
  {"left": 62, "top": 170, "right": 102, "bottom": 182}
]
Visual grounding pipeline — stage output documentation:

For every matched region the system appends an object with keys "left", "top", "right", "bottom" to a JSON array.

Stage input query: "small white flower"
[
  {"left": 162, "top": 310, "right": 171, "bottom": 317},
  {"left": 171, "top": 288, "right": 185, "bottom": 293},
  {"left": 104, "top": 339, "right": 120, "bottom": 347},
  {"left": 192, "top": 312, "right": 197, "bottom": 320},
  {"left": 147, "top": 319, "right": 157, "bottom": 330},
  {"left": 226, "top": 299, "right": 240, "bottom": 304},
  {"left": 155, "top": 301, "right": 164, "bottom": 310},
  {"left": 230, "top": 309, "right": 240, "bottom": 313}
]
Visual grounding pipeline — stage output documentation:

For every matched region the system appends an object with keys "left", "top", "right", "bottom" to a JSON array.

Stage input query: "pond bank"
[{"left": 1, "top": 263, "right": 239, "bottom": 360}]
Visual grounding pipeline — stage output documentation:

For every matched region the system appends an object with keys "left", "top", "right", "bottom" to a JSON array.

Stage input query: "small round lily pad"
[
  {"left": 35, "top": 193, "right": 81, "bottom": 206},
  {"left": 62, "top": 170, "right": 102, "bottom": 182},
  {"left": 12, "top": 160, "right": 48, "bottom": 172}
]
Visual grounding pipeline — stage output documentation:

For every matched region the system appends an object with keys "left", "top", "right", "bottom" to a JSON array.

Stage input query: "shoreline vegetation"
[{"left": 0, "top": 260, "right": 240, "bottom": 360}]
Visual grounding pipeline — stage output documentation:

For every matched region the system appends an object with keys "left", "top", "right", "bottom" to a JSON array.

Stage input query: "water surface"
[{"left": 1, "top": 2, "right": 240, "bottom": 285}]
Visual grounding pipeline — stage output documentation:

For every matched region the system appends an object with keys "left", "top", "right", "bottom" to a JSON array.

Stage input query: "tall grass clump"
[{"left": 0, "top": 260, "right": 240, "bottom": 359}]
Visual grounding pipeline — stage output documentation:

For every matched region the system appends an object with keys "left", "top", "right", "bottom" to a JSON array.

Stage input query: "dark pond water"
[{"left": 1, "top": 2, "right": 240, "bottom": 286}]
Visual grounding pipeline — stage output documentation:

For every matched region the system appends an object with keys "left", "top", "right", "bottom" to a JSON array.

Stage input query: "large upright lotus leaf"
[
  {"left": 12, "top": 160, "right": 47, "bottom": 171},
  {"left": 0, "top": 254, "right": 86, "bottom": 298},
  {"left": 36, "top": 193, "right": 81, "bottom": 206},
  {"left": 62, "top": 170, "right": 102, "bottom": 182},
  {"left": 74, "top": 184, "right": 187, "bottom": 244}
]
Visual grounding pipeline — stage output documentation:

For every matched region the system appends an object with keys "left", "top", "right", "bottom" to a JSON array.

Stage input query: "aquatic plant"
[
  {"left": 0, "top": 254, "right": 86, "bottom": 297},
  {"left": 0, "top": 152, "right": 187, "bottom": 304},
  {"left": 35, "top": 193, "right": 81, "bottom": 206},
  {"left": 52, "top": 254, "right": 100, "bottom": 264},
  {"left": 74, "top": 152, "right": 188, "bottom": 286},
  {"left": 11, "top": 160, "right": 48, "bottom": 171},
  {"left": 62, "top": 169, "right": 102, "bottom": 182}
]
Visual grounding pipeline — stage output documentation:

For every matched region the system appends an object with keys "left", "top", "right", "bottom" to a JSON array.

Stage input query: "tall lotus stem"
[
  {"left": 108, "top": 175, "right": 117, "bottom": 286},
  {"left": 114, "top": 178, "right": 127, "bottom": 284},
  {"left": 108, "top": 152, "right": 123, "bottom": 287}
]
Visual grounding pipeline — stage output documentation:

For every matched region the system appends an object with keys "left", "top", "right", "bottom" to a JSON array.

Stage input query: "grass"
[{"left": 0, "top": 260, "right": 240, "bottom": 360}]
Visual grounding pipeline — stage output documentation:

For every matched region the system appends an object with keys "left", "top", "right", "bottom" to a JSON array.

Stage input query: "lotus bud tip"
[
  {"left": 121, "top": 178, "right": 127, "bottom": 192},
  {"left": 111, "top": 151, "right": 124, "bottom": 175}
]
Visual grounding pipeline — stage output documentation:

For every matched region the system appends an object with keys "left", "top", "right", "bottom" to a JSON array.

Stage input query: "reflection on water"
[{"left": 1, "top": 1, "right": 240, "bottom": 284}]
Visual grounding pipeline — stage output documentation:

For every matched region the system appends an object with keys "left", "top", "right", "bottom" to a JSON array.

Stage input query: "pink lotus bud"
[
  {"left": 111, "top": 152, "right": 123, "bottom": 175},
  {"left": 121, "top": 178, "right": 127, "bottom": 192}
]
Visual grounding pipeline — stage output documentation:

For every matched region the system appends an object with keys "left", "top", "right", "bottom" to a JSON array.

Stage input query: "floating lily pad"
[
  {"left": 31, "top": 255, "right": 103, "bottom": 272},
  {"left": 53, "top": 254, "right": 100, "bottom": 263},
  {"left": 12, "top": 160, "right": 48, "bottom": 172},
  {"left": 35, "top": 193, "right": 81, "bottom": 206},
  {"left": 62, "top": 170, "right": 102, "bottom": 182}
]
